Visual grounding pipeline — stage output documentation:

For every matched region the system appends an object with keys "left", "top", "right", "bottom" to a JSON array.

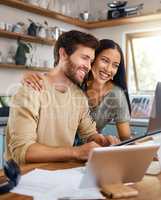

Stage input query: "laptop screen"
[
  {"left": 148, "top": 82, "right": 161, "bottom": 132},
  {"left": 115, "top": 83, "right": 161, "bottom": 146}
]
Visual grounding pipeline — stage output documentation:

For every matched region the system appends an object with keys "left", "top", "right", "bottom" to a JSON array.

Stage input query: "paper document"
[{"left": 11, "top": 167, "right": 105, "bottom": 200}]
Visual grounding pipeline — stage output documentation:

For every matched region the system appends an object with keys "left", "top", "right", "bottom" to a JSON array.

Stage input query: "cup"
[
  {"left": 0, "top": 22, "right": 5, "bottom": 30},
  {"left": 5, "top": 23, "right": 13, "bottom": 32},
  {"left": 79, "top": 11, "right": 89, "bottom": 21}
]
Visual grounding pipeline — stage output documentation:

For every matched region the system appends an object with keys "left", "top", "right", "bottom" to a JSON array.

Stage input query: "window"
[{"left": 126, "top": 31, "right": 161, "bottom": 94}]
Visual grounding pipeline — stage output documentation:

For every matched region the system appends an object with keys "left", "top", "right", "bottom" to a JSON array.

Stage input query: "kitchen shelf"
[
  {"left": 0, "top": 63, "right": 51, "bottom": 71},
  {"left": 1, "top": 0, "right": 161, "bottom": 29},
  {"left": 87, "top": 12, "right": 161, "bottom": 28},
  {"left": 0, "top": 29, "right": 55, "bottom": 45},
  {"left": 0, "top": 0, "right": 89, "bottom": 29}
]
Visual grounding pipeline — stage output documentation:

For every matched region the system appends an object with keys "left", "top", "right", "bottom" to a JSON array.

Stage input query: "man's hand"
[
  {"left": 73, "top": 141, "right": 100, "bottom": 161},
  {"left": 87, "top": 133, "right": 120, "bottom": 146}
]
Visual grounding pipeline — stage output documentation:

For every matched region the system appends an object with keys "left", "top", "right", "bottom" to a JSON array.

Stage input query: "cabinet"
[{"left": 1, "top": 0, "right": 161, "bottom": 29}]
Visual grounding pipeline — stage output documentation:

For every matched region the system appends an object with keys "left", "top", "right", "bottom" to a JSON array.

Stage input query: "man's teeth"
[{"left": 79, "top": 70, "right": 85, "bottom": 76}]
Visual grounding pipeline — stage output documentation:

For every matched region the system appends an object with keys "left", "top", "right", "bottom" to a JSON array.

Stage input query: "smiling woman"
[{"left": 81, "top": 39, "right": 131, "bottom": 141}]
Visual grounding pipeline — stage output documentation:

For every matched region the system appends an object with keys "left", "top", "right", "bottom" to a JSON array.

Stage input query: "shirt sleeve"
[
  {"left": 6, "top": 85, "right": 40, "bottom": 164},
  {"left": 115, "top": 89, "right": 130, "bottom": 123},
  {"left": 78, "top": 96, "right": 97, "bottom": 142}
]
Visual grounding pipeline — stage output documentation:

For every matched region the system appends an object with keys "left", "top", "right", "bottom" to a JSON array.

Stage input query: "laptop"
[
  {"left": 114, "top": 82, "right": 161, "bottom": 146},
  {"left": 80, "top": 144, "right": 160, "bottom": 187}
]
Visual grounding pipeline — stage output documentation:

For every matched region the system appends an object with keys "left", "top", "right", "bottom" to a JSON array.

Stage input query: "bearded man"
[{"left": 6, "top": 30, "right": 118, "bottom": 164}]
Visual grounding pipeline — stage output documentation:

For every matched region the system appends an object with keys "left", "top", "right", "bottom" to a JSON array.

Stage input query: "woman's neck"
[
  {"left": 86, "top": 79, "right": 113, "bottom": 108},
  {"left": 88, "top": 79, "right": 113, "bottom": 93}
]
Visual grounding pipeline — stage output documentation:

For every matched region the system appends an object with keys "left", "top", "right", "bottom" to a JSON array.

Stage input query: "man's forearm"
[{"left": 25, "top": 143, "right": 77, "bottom": 163}]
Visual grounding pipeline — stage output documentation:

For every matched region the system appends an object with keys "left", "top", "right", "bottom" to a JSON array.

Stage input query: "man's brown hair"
[{"left": 54, "top": 30, "right": 99, "bottom": 66}]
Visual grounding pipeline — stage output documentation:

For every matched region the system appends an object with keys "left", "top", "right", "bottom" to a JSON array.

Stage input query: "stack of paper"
[{"left": 11, "top": 167, "right": 105, "bottom": 200}]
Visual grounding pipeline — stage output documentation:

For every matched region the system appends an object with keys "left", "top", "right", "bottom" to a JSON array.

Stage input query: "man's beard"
[{"left": 64, "top": 58, "right": 87, "bottom": 86}]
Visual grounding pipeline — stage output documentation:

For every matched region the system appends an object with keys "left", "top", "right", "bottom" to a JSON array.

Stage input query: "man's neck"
[{"left": 47, "top": 65, "right": 73, "bottom": 93}]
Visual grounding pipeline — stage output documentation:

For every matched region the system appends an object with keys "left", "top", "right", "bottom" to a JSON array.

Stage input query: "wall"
[{"left": 89, "top": 20, "right": 161, "bottom": 47}]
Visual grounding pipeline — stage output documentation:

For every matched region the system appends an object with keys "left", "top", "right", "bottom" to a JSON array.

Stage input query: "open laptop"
[
  {"left": 80, "top": 144, "right": 159, "bottom": 187},
  {"left": 115, "top": 82, "right": 161, "bottom": 146}
]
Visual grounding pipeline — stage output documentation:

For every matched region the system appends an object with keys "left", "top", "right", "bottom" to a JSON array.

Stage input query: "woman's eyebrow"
[{"left": 101, "top": 55, "right": 120, "bottom": 64}]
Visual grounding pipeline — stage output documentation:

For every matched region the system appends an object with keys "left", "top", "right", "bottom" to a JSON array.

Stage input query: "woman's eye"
[
  {"left": 113, "top": 64, "right": 119, "bottom": 68},
  {"left": 101, "top": 58, "right": 109, "bottom": 64}
]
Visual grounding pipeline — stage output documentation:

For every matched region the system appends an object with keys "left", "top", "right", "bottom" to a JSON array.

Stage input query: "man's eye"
[{"left": 82, "top": 56, "right": 88, "bottom": 60}]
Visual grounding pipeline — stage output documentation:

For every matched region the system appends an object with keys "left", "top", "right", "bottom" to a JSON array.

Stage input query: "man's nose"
[{"left": 87, "top": 60, "right": 92, "bottom": 71}]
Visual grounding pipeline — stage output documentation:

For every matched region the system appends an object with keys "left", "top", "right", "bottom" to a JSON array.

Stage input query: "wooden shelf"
[
  {"left": 0, "top": 0, "right": 89, "bottom": 29},
  {"left": 1, "top": 0, "right": 161, "bottom": 29},
  {"left": 0, "top": 29, "right": 55, "bottom": 45},
  {"left": 87, "top": 12, "right": 161, "bottom": 28},
  {"left": 0, "top": 63, "right": 51, "bottom": 71}
]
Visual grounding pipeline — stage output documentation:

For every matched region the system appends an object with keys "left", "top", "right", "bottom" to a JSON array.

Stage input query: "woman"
[{"left": 23, "top": 39, "right": 131, "bottom": 141}]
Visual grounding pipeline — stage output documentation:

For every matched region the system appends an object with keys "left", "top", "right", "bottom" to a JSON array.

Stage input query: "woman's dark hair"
[{"left": 82, "top": 39, "right": 131, "bottom": 114}]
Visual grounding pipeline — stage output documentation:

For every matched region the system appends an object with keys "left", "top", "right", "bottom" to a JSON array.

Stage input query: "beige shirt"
[{"left": 5, "top": 78, "right": 97, "bottom": 163}]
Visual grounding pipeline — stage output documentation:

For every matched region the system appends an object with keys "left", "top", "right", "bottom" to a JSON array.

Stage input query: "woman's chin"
[{"left": 96, "top": 78, "right": 108, "bottom": 84}]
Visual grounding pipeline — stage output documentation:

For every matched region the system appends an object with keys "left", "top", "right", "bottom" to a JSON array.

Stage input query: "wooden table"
[{"left": 0, "top": 161, "right": 161, "bottom": 200}]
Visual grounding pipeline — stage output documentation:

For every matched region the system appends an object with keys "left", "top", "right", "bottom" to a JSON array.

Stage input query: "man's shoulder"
[
  {"left": 15, "top": 84, "right": 41, "bottom": 97},
  {"left": 11, "top": 84, "right": 41, "bottom": 107},
  {"left": 72, "top": 84, "right": 86, "bottom": 97}
]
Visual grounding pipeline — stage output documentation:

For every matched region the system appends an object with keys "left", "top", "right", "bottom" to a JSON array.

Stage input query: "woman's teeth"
[{"left": 99, "top": 71, "right": 110, "bottom": 80}]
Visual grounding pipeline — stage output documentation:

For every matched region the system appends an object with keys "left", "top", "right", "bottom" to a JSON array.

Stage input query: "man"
[{"left": 6, "top": 30, "right": 118, "bottom": 164}]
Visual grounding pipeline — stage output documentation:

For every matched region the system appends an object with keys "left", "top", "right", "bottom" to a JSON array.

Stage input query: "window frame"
[{"left": 126, "top": 30, "right": 161, "bottom": 94}]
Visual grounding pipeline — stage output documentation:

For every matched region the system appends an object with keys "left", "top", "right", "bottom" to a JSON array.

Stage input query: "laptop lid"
[
  {"left": 148, "top": 82, "right": 161, "bottom": 132},
  {"left": 114, "top": 82, "right": 161, "bottom": 146}
]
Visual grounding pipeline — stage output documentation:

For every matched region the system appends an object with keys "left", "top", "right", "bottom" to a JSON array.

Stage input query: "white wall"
[{"left": 89, "top": 20, "right": 161, "bottom": 46}]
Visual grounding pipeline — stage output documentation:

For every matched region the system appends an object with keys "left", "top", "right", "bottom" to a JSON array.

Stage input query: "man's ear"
[{"left": 59, "top": 48, "right": 68, "bottom": 61}]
